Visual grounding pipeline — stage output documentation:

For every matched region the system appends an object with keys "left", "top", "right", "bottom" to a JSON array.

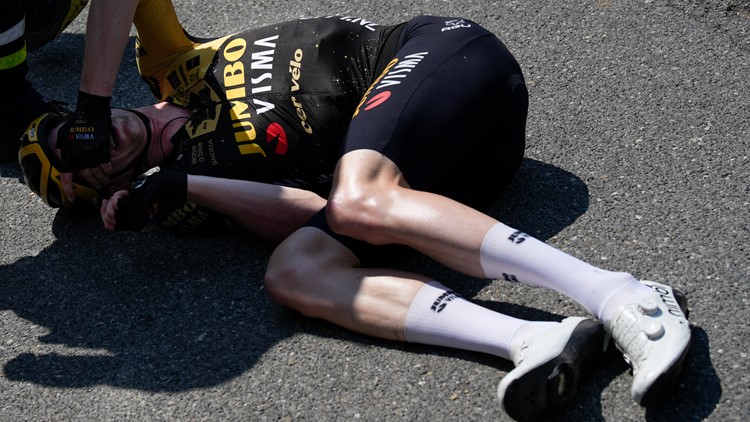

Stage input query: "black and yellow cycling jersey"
[
  {"left": 132, "top": 1, "right": 528, "bottom": 238},
  {"left": 134, "top": 0, "right": 403, "bottom": 193}
]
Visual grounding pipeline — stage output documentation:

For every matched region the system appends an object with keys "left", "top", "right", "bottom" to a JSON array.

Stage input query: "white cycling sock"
[
  {"left": 479, "top": 223, "right": 652, "bottom": 322},
  {"left": 403, "top": 281, "right": 556, "bottom": 360}
]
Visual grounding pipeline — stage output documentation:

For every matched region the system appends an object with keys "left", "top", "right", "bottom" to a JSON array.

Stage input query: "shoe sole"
[
  {"left": 637, "top": 287, "right": 691, "bottom": 406},
  {"left": 674, "top": 287, "right": 689, "bottom": 319},
  {"left": 500, "top": 319, "right": 605, "bottom": 422},
  {"left": 638, "top": 337, "right": 690, "bottom": 406}
]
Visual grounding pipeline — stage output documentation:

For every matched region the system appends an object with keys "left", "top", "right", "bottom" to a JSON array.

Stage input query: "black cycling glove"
[
  {"left": 56, "top": 90, "right": 112, "bottom": 171},
  {"left": 114, "top": 170, "right": 188, "bottom": 231}
]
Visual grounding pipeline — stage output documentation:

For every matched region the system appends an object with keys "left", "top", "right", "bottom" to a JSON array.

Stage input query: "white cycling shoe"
[
  {"left": 497, "top": 317, "right": 606, "bottom": 422},
  {"left": 604, "top": 280, "right": 691, "bottom": 406}
]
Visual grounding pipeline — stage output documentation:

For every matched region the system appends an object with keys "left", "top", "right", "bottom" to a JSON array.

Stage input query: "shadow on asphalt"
[
  {"left": 1, "top": 157, "right": 589, "bottom": 392},
  {"left": 645, "top": 326, "right": 721, "bottom": 422},
  {"left": 27, "top": 33, "right": 152, "bottom": 110},
  {"left": 489, "top": 157, "right": 591, "bottom": 242},
  {"left": 3, "top": 157, "right": 718, "bottom": 419},
  {"left": 2, "top": 209, "right": 281, "bottom": 391}
]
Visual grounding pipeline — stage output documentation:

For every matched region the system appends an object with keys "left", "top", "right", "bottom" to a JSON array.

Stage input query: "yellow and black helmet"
[{"left": 18, "top": 111, "right": 100, "bottom": 208}]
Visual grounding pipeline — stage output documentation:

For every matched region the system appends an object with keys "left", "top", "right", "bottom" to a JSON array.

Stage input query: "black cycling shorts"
[
  {"left": 344, "top": 15, "right": 528, "bottom": 207},
  {"left": 305, "top": 16, "right": 528, "bottom": 264}
]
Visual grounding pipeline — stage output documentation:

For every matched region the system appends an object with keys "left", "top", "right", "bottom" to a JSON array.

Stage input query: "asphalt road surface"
[{"left": 2, "top": 0, "right": 748, "bottom": 420}]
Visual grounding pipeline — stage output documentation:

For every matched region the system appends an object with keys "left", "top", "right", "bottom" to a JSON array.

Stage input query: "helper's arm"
[
  {"left": 80, "top": 0, "right": 141, "bottom": 97},
  {"left": 59, "top": 0, "right": 142, "bottom": 202}
]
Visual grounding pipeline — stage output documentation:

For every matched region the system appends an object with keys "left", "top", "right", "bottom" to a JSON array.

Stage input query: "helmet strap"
[{"left": 123, "top": 108, "right": 153, "bottom": 175}]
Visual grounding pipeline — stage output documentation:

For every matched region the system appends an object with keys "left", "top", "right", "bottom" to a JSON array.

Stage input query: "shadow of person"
[
  {"left": 3, "top": 152, "right": 718, "bottom": 419},
  {"left": 490, "top": 157, "right": 591, "bottom": 241},
  {"left": 4, "top": 30, "right": 289, "bottom": 391},
  {"left": 1, "top": 206, "right": 294, "bottom": 391},
  {"left": 1, "top": 157, "right": 590, "bottom": 392},
  {"left": 27, "top": 33, "right": 153, "bottom": 109},
  {"left": 397, "top": 157, "right": 592, "bottom": 300},
  {"left": 644, "top": 326, "right": 721, "bottom": 421}
]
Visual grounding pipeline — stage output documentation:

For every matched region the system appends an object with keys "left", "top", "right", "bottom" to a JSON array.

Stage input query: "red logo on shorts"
[
  {"left": 364, "top": 91, "right": 391, "bottom": 111},
  {"left": 266, "top": 123, "right": 288, "bottom": 155}
]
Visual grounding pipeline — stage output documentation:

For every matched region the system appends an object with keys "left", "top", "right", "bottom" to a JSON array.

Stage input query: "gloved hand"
[
  {"left": 114, "top": 170, "right": 188, "bottom": 231},
  {"left": 56, "top": 90, "right": 112, "bottom": 171}
]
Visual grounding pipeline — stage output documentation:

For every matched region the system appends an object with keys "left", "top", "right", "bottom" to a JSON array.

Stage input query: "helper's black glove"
[
  {"left": 114, "top": 171, "right": 188, "bottom": 231},
  {"left": 56, "top": 90, "right": 112, "bottom": 171}
]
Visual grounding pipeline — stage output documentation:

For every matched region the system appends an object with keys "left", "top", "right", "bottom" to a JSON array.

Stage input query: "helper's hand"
[
  {"left": 100, "top": 170, "right": 188, "bottom": 232},
  {"left": 57, "top": 91, "right": 113, "bottom": 202}
]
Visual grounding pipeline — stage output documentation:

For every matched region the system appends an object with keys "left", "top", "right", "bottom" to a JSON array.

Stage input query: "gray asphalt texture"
[{"left": 2, "top": 0, "right": 749, "bottom": 420}]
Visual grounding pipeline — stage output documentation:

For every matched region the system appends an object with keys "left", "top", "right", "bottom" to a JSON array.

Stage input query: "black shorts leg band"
[{"left": 303, "top": 208, "right": 412, "bottom": 266}]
